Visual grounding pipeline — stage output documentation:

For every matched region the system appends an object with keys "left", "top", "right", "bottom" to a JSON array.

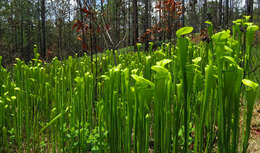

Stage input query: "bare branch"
[
  {"left": 115, "top": 32, "right": 127, "bottom": 49},
  {"left": 101, "top": 33, "right": 110, "bottom": 48},
  {"left": 101, "top": 16, "right": 114, "bottom": 46}
]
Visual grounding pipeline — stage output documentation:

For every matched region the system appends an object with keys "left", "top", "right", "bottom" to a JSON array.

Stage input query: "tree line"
[{"left": 0, "top": 0, "right": 259, "bottom": 65}]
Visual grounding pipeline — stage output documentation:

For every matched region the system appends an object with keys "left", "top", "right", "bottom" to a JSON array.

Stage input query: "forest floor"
[{"left": 248, "top": 101, "right": 260, "bottom": 153}]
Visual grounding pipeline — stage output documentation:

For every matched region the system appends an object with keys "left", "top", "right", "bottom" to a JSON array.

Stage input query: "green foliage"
[{"left": 61, "top": 122, "right": 108, "bottom": 152}]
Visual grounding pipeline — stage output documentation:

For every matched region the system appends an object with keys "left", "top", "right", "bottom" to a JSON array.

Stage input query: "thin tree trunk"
[
  {"left": 25, "top": 1, "right": 33, "bottom": 61},
  {"left": 225, "top": 0, "right": 229, "bottom": 27},
  {"left": 158, "top": 0, "right": 162, "bottom": 40},
  {"left": 219, "top": 0, "right": 223, "bottom": 28},
  {"left": 77, "top": 0, "right": 86, "bottom": 56},
  {"left": 41, "top": 0, "right": 46, "bottom": 58},
  {"left": 12, "top": 2, "right": 18, "bottom": 54},
  {"left": 133, "top": 0, "right": 138, "bottom": 51},
  {"left": 182, "top": 0, "right": 185, "bottom": 26},
  {"left": 89, "top": 1, "right": 93, "bottom": 70},
  {"left": 144, "top": 0, "right": 149, "bottom": 51},
  {"left": 101, "top": 0, "right": 104, "bottom": 13},
  {"left": 101, "top": 0, "right": 106, "bottom": 50},
  {"left": 128, "top": 0, "right": 131, "bottom": 46},
  {"left": 115, "top": 0, "right": 120, "bottom": 47},
  {"left": 148, "top": 0, "right": 152, "bottom": 28},
  {"left": 247, "top": 0, "right": 254, "bottom": 21},
  {"left": 93, "top": 0, "right": 98, "bottom": 106},
  {"left": 230, "top": 0, "right": 233, "bottom": 21},
  {"left": 58, "top": 19, "right": 62, "bottom": 58},
  {"left": 93, "top": 0, "right": 97, "bottom": 56},
  {"left": 123, "top": 0, "right": 127, "bottom": 47},
  {"left": 202, "top": 0, "right": 207, "bottom": 29},
  {"left": 258, "top": 0, "right": 260, "bottom": 22},
  {"left": 37, "top": 0, "right": 42, "bottom": 57},
  {"left": 0, "top": 20, "right": 1, "bottom": 41},
  {"left": 20, "top": 0, "right": 24, "bottom": 59},
  {"left": 114, "top": 0, "right": 117, "bottom": 44}
]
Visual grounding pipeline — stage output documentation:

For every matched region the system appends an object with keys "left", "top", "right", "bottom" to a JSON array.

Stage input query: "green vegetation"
[{"left": 0, "top": 17, "right": 259, "bottom": 153}]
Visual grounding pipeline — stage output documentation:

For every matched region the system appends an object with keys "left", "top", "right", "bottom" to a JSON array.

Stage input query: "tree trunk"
[
  {"left": 258, "top": 0, "right": 260, "bottom": 22},
  {"left": 115, "top": 0, "right": 120, "bottom": 47},
  {"left": 148, "top": 0, "right": 152, "bottom": 28},
  {"left": 247, "top": 0, "right": 254, "bottom": 21},
  {"left": 12, "top": 2, "right": 18, "bottom": 54},
  {"left": 128, "top": 0, "right": 131, "bottom": 46},
  {"left": 77, "top": 0, "right": 86, "bottom": 56},
  {"left": 158, "top": 0, "right": 162, "bottom": 40},
  {"left": 189, "top": 0, "right": 197, "bottom": 32},
  {"left": 41, "top": 0, "right": 46, "bottom": 58},
  {"left": 58, "top": 19, "right": 62, "bottom": 58},
  {"left": 25, "top": 1, "right": 33, "bottom": 61},
  {"left": 182, "top": 0, "right": 185, "bottom": 26},
  {"left": 144, "top": 0, "right": 149, "bottom": 51},
  {"left": 37, "top": 0, "right": 42, "bottom": 58},
  {"left": 68, "top": 0, "right": 72, "bottom": 52},
  {"left": 167, "top": 10, "right": 172, "bottom": 41},
  {"left": 101, "top": 0, "right": 106, "bottom": 50},
  {"left": 89, "top": 0, "right": 93, "bottom": 67},
  {"left": 20, "top": 0, "right": 24, "bottom": 59},
  {"left": 113, "top": 0, "right": 117, "bottom": 44},
  {"left": 202, "top": 0, "right": 207, "bottom": 29},
  {"left": 219, "top": 0, "right": 223, "bottom": 28},
  {"left": 229, "top": 0, "right": 233, "bottom": 22},
  {"left": 93, "top": 0, "right": 97, "bottom": 56},
  {"left": 123, "top": 0, "right": 127, "bottom": 47},
  {"left": 225, "top": 0, "right": 229, "bottom": 27},
  {"left": 133, "top": 0, "right": 138, "bottom": 51}
]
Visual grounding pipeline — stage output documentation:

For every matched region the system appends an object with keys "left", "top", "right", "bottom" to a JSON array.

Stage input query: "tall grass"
[{"left": 0, "top": 17, "right": 259, "bottom": 153}]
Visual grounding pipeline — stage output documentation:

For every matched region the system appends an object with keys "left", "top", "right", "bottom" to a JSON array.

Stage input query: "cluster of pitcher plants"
[{"left": 0, "top": 17, "right": 259, "bottom": 153}]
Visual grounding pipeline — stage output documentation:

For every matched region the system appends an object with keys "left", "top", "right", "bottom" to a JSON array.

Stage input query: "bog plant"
[{"left": 0, "top": 17, "right": 259, "bottom": 153}]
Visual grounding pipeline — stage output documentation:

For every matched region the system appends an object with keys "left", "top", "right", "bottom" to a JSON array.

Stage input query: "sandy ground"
[{"left": 248, "top": 101, "right": 260, "bottom": 153}]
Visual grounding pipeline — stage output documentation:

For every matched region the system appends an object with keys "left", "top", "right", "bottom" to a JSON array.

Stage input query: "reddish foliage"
[
  {"left": 82, "top": 42, "right": 87, "bottom": 50},
  {"left": 139, "top": 0, "right": 183, "bottom": 42},
  {"left": 77, "top": 36, "right": 82, "bottom": 41},
  {"left": 105, "top": 24, "right": 111, "bottom": 31},
  {"left": 96, "top": 46, "right": 102, "bottom": 52},
  {"left": 97, "top": 26, "right": 101, "bottom": 33},
  {"left": 45, "top": 48, "right": 55, "bottom": 61},
  {"left": 146, "top": 29, "right": 153, "bottom": 33},
  {"left": 190, "top": 29, "right": 211, "bottom": 44},
  {"left": 47, "top": 49, "right": 53, "bottom": 58},
  {"left": 73, "top": 7, "right": 99, "bottom": 52},
  {"left": 81, "top": 8, "right": 89, "bottom": 14},
  {"left": 72, "top": 21, "right": 78, "bottom": 30},
  {"left": 84, "top": 24, "right": 89, "bottom": 31}
]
